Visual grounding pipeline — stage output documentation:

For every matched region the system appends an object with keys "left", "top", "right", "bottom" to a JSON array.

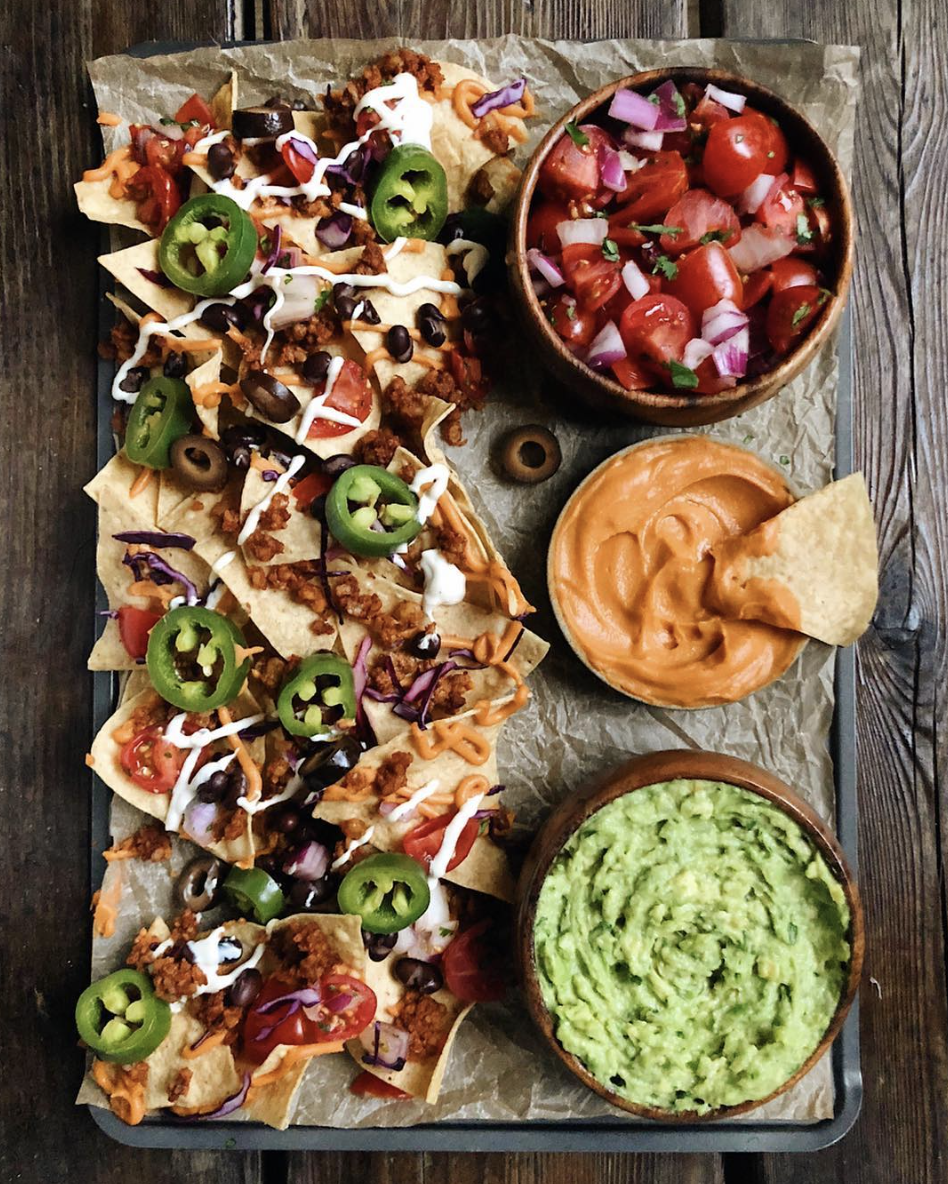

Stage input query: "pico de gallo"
[{"left": 527, "top": 77, "right": 836, "bottom": 395}]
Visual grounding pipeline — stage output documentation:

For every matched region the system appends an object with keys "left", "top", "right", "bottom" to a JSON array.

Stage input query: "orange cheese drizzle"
[
  {"left": 97, "top": 111, "right": 122, "bottom": 127},
  {"left": 217, "top": 706, "right": 263, "bottom": 802},
  {"left": 362, "top": 345, "right": 445, "bottom": 371},
  {"left": 410, "top": 719, "right": 491, "bottom": 765},
  {"left": 181, "top": 151, "right": 206, "bottom": 168},
  {"left": 440, "top": 622, "right": 530, "bottom": 725},
  {"left": 128, "top": 467, "right": 154, "bottom": 499},
  {"left": 429, "top": 495, "right": 533, "bottom": 617},
  {"left": 250, "top": 1041, "right": 345, "bottom": 1087},
  {"left": 92, "top": 1060, "right": 146, "bottom": 1126},
  {"left": 181, "top": 1029, "right": 228, "bottom": 1059},
  {"left": 82, "top": 144, "right": 133, "bottom": 183},
  {"left": 191, "top": 381, "right": 243, "bottom": 409},
  {"left": 92, "top": 869, "right": 122, "bottom": 938}
]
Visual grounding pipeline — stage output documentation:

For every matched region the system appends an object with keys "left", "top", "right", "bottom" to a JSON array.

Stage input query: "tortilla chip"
[
  {"left": 98, "top": 240, "right": 193, "bottom": 323},
  {"left": 350, "top": 950, "right": 472, "bottom": 1102},
  {"left": 144, "top": 1010, "right": 242, "bottom": 1111},
  {"left": 209, "top": 71, "right": 238, "bottom": 131},
  {"left": 429, "top": 62, "right": 527, "bottom": 211},
  {"left": 186, "top": 348, "right": 226, "bottom": 439},
  {"left": 313, "top": 707, "right": 515, "bottom": 901},
  {"left": 75, "top": 178, "right": 149, "bottom": 232},
  {"left": 89, "top": 620, "right": 138, "bottom": 671},
  {"left": 709, "top": 473, "right": 878, "bottom": 646},
  {"left": 90, "top": 687, "right": 260, "bottom": 865},
  {"left": 85, "top": 450, "right": 159, "bottom": 520},
  {"left": 474, "top": 154, "right": 522, "bottom": 214},
  {"left": 238, "top": 466, "right": 322, "bottom": 566}
]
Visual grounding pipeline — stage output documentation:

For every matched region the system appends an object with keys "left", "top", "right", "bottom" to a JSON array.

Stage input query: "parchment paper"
[{"left": 80, "top": 35, "right": 860, "bottom": 1129}]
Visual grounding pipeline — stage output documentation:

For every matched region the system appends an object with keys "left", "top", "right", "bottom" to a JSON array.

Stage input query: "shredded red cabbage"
[
  {"left": 352, "top": 634, "right": 377, "bottom": 746},
  {"left": 392, "top": 660, "right": 458, "bottom": 729},
  {"left": 261, "top": 224, "right": 283, "bottom": 274},
  {"left": 471, "top": 77, "right": 526, "bottom": 119},
  {"left": 137, "top": 267, "right": 172, "bottom": 288},
  {"left": 175, "top": 1071, "right": 251, "bottom": 1121},
  {"left": 98, "top": 609, "right": 119, "bottom": 620},
  {"left": 113, "top": 530, "right": 196, "bottom": 550},
  {"left": 122, "top": 550, "right": 199, "bottom": 605},
  {"left": 261, "top": 469, "right": 280, "bottom": 482},
  {"left": 316, "top": 211, "right": 353, "bottom": 250}
]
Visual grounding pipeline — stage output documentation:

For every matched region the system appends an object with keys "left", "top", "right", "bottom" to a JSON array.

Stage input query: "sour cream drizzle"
[
  {"left": 419, "top": 548, "right": 466, "bottom": 620},
  {"left": 186, "top": 927, "right": 266, "bottom": 994},
  {"left": 410, "top": 463, "right": 450, "bottom": 527},
  {"left": 445, "top": 238, "right": 489, "bottom": 284},
  {"left": 237, "top": 771, "right": 303, "bottom": 816},
  {"left": 295, "top": 354, "right": 361, "bottom": 441},
  {"left": 237, "top": 454, "right": 306, "bottom": 545},
  {"left": 386, "top": 778, "right": 441, "bottom": 823},
  {"left": 166, "top": 751, "right": 236, "bottom": 834},
  {"left": 330, "top": 824, "right": 377, "bottom": 871},
  {"left": 428, "top": 791, "right": 485, "bottom": 880},
  {"left": 164, "top": 711, "right": 266, "bottom": 750}
]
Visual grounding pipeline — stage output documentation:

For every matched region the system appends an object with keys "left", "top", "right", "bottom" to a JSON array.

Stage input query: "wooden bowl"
[
  {"left": 516, "top": 749, "right": 864, "bottom": 1120},
  {"left": 509, "top": 67, "right": 854, "bottom": 427},
  {"left": 546, "top": 434, "right": 808, "bottom": 708}
]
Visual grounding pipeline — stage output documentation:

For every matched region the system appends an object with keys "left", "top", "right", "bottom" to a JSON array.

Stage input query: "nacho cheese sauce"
[
  {"left": 549, "top": 437, "right": 802, "bottom": 707},
  {"left": 533, "top": 779, "right": 851, "bottom": 1114}
]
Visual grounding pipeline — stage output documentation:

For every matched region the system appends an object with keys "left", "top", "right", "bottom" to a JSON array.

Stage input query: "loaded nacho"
[{"left": 78, "top": 46, "right": 545, "bottom": 1129}]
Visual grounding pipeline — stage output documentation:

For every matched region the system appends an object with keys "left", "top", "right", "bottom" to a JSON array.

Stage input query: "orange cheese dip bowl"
[{"left": 547, "top": 435, "right": 807, "bottom": 708}]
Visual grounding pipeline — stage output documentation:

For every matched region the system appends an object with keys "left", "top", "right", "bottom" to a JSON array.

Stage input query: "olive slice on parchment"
[{"left": 498, "top": 425, "right": 562, "bottom": 484}]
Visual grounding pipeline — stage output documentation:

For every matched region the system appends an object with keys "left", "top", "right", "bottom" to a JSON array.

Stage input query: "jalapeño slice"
[
  {"left": 277, "top": 654, "right": 356, "bottom": 738},
  {"left": 76, "top": 969, "right": 171, "bottom": 1063},
  {"left": 338, "top": 852, "right": 430, "bottom": 934},
  {"left": 369, "top": 144, "right": 449, "bottom": 243},
  {"left": 222, "top": 865, "right": 285, "bottom": 924},
  {"left": 325, "top": 465, "right": 421, "bottom": 558},
  {"left": 146, "top": 605, "right": 250, "bottom": 711},
  {"left": 158, "top": 194, "right": 257, "bottom": 297},
  {"left": 125, "top": 376, "right": 194, "bottom": 469}
]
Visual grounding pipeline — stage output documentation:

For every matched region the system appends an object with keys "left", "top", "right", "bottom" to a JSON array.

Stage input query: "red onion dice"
[
  {"left": 283, "top": 840, "right": 330, "bottom": 882},
  {"left": 585, "top": 320, "right": 626, "bottom": 369},
  {"left": 526, "top": 248, "right": 565, "bottom": 288},
  {"left": 556, "top": 218, "right": 608, "bottom": 249},
  {"left": 360, "top": 1020, "right": 410, "bottom": 1071},
  {"left": 608, "top": 88, "right": 661, "bottom": 130},
  {"left": 704, "top": 83, "right": 747, "bottom": 113}
]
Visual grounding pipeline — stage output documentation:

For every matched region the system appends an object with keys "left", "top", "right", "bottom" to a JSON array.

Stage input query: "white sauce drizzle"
[
  {"left": 204, "top": 579, "right": 226, "bottom": 610},
  {"left": 330, "top": 825, "right": 377, "bottom": 871},
  {"left": 386, "top": 779, "right": 441, "bottom": 823},
  {"left": 111, "top": 297, "right": 223, "bottom": 404},
  {"left": 338, "top": 201, "right": 368, "bottom": 220},
  {"left": 409, "top": 463, "right": 449, "bottom": 527},
  {"left": 445, "top": 238, "right": 489, "bottom": 284},
  {"left": 164, "top": 711, "right": 266, "bottom": 751},
  {"left": 185, "top": 927, "right": 266, "bottom": 995},
  {"left": 383, "top": 237, "right": 408, "bottom": 263},
  {"left": 237, "top": 454, "right": 306, "bottom": 545},
  {"left": 166, "top": 751, "right": 236, "bottom": 834},
  {"left": 419, "top": 548, "right": 466, "bottom": 621},
  {"left": 295, "top": 354, "right": 361, "bottom": 441},
  {"left": 237, "top": 771, "right": 303, "bottom": 816},
  {"left": 210, "top": 550, "right": 236, "bottom": 575},
  {"left": 354, "top": 73, "right": 433, "bottom": 150},
  {"left": 428, "top": 791, "right": 485, "bottom": 880}
]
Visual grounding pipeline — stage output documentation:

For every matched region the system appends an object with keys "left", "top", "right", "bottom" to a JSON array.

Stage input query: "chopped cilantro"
[
  {"left": 808, "top": 196, "right": 826, "bottom": 208},
  {"left": 673, "top": 90, "right": 686, "bottom": 117},
  {"left": 699, "top": 229, "right": 734, "bottom": 245},
  {"left": 159, "top": 117, "right": 177, "bottom": 126},
  {"left": 648, "top": 93, "right": 660, "bottom": 105},
  {"left": 653, "top": 255, "right": 679, "bottom": 280},
  {"left": 791, "top": 302, "right": 812, "bottom": 327},
  {"left": 779, "top": 455, "right": 791, "bottom": 466},
  {"left": 314, "top": 288, "right": 330, "bottom": 312},
  {"left": 787, "top": 922, "right": 798, "bottom": 945},
  {"left": 742, "top": 433, "right": 754, "bottom": 444},
  {"left": 566, "top": 303, "right": 577, "bottom": 320},
  {"left": 602, "top": 238, "right": 620, "bottom": 263},
  {"left": 766, "top": 150, "right": 775, "bottom": 159},
  {"left": 283, "top": 275, "right": 293, "bottom": 285},
  {"left": 594, "top": 209, "right": 609, "bottom": 218},
  {"left": 796, "top": 213, "right": 814, "bottom": 245},
  {"left": 818, "top": 287, "right": 832, "bottom": 305},
  {"left": 259, "top": 235, "right": 271, "bottom": 255},
  {"left": 631, "top": 223, "right": 682, "bottom": 236},
  {"left": 565, "top": 121, "right": 589, "bottom": 148},
  {"left": 666, "top": 360, "right": 698, "bottom": 389}
]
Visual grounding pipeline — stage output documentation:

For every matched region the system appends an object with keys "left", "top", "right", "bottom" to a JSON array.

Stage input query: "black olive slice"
[
  {"left": 170, "top": 434, "right": 230, "bottom": 491},
  {"left": 176, "top": 855, "right": 225, "bottom": 912},
  {"left": 498, "top": 425, "right": 562, "bottom": 484},
  {"left": 239, "top": 370, "right": 301, "bottom": 424},
  {"left": 231, "top": 106, "right": 295, "bottom": 140}
]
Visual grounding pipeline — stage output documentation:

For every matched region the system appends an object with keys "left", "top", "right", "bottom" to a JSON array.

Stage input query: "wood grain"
[
  {"left": 715, "top": 0, "right": 948, "bottom": 1181},
  {"left": 0, "top": 1, "right": 263, "bottom": 1181}
]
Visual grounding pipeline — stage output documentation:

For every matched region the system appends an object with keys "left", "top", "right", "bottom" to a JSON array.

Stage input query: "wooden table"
[{"left": 2, "top": 0, "right": 944, "bottom": 1179}]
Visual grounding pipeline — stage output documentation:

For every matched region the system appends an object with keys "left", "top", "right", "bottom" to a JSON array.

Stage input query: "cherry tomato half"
[
  {"left": 350, "top": 1071, "right": 410, "bottom": 1099},
  {"left": 117, "top": 606, "right": 161, "bottom": 661},
  {"left": 306, "top": 359, "right": 372, "bottom": 439},
  {"left": 119, "top": 725, "right": 188, "bottom": 793},
  {"left": 402, "top": 813, "right": 479, "bottom": 873},
  {"left": 755, "top": 175, "right": 806, "bottom": 236},
  {"left": 659, "top": 188, "right": 742, "bottom": 255},
  {"left": 548, "top": 294, "right": 599, "bottom": 349},
  {"left": 242, "top": 973, "right": 377, "bottom": 1065},
  {"left": 442, "top": 921, "right": 506, "bottom": 1003},
  {"left": 281, "top": 138, "right": 316, "bottom": 185},
  {"left": 743, "top": 108, "right": 790, "bottom": 175},
  {"left": 619, "top": 293, "right": 695, "bottom": 368},
  {"left": 527, "top": 200, "right": 571, "bottom": 254},
  {"left": 614, "top": 151, "right": 689, "bottom": 223},
  {"left": 317, "top": 975, "right": 378, "bottom": 1042},
  {"left": 702, "top": 115, "right": 770, "bottom": 197},
  {"left": 561, "top": 244, "right": 621, "bottom": 311},
  {"left": 291, "top": 471, "right": 333, "bottom": 511},
  {"left": 126, "top": 164, "right": 181, "bottom": 232},
  {"left": 769, "top": 257, "right": 819, "bottom": 294},
  {"left": 611, "top": 356, "right": 657, "bottom": 390},
  {"left": 242, "top": 975, "right": 313, "bottom": 1065},
  {"left": 765, "top": 284, "right": 825, "bottom": 356},
  {"left": 538, "top": 126, "right": 613, "bottom": 204},
  {"left": 664, "top": 242, "right": 743, "bottom": 318},
  {"left": 174, "top": 94, "right": 215, "bottom": 128}
]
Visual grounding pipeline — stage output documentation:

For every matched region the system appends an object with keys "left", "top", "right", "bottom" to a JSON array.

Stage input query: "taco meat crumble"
[
  {"left": 270, "top": 919, "right": 341, "bottom": 985},
  {"left": 167, "top": 1068, "right": 192, "bottom": 1104},
  {"left": 190, "top": 989, "right": 245, "bottom": 1045},
  {"left": 392, "top": 990, "right": 451, "bottom": 1061},
  {"left": 103, "top": 823, "right": 172, "bottom": 863}
]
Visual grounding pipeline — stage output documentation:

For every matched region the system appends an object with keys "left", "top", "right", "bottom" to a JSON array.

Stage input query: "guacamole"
[{"left": 533, "top": 779, "right": 851, "bottom": 1114}]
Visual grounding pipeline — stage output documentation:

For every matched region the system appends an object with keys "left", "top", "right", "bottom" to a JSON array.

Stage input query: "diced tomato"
[
  {"left": 318, "top": 975, "right": 378, "bottom": 1042},
  {"left": 606, "top": 208, "right": 647, "bottom": 249},
  {"left": 403, "top": 814, "right": 478, "bottom": 872},
  {"left": 306, "top": 359, "right": 372, "bottom": 439},
  {"left": 619, "top": 293, "right": 695, "bottom": 368},
  {"left": 799, "top": 202, "right": 832, "bottom": 255},
  {"left": 791, "top": 159, "right": 819, "bottom": 195},
  {"left": 291, "top": 471, "right": 333, "bottom": 510},
  {"left": 765, "top": 284, "right": 825, "bottom": 355},
  {"left": 242, "top": 974, "right": 376, "bottom": 1065},
  {"left": 126, "top": 164, "right": 181, "bottom": 232},
  {"left": 740, "top": 268, "right": 773, "bottom": 310},
  {"left": 770, "top": 257, "right": 819, "bottom": 294},
  {"left": 693, "top": 94, "right": 732, "bottom": 129},
  {"left": 611, "top": 356, "right": 656, "bottom": 390},
  {"left": 538, "top": 126, "right": 613, "bottom": 203},
  {"left": 755, "top": 174, "right": 806, "bottom": 235},
  {"left": 527, "top": 200, "right": 571, "bottom": 254},
  {"left": 142, "top": 134, "right": 187, "bottom": 177},
  {"left": 443, "top": 921, "right": 507, "bottom": 1003},
  {"left": 174, "top": 94, "right": 215, "bottom": 128},
  {"left": 281, "top": 139, "right": 316, "bottom": 185},
  {"left": 120, "top": 725, "right": 188, "bottom": 794},
  {"left": 693, "top": 356, "right": 738, "bottom": 396},
  {"left": 659, "top": 188, "right": 742, "bottom": 255},
  {"left": 116, "top": 606, "right": 161, "bottom": 661},
  {"left": 614, "top": 151, "right": 689, "bottom": 223},
  {"left": 560, "top": 244, "right": 621, "bottom": 311},
  {"left": 665, "top": 242, "right": 743, "bottom": 318},
  {"left": 702, "top": 115, "right": 770, "bottom": 197},
  {"left": 350, "top": 1071, "right": 410, "bottom": 1100},
  {"left": 448, "top": 351, "right": 489, "bottom": 402},
  {"left": 548, "top": 294, "right": 599, "bottom": 349},
  {"left": 743, "top": 108, "right": 789, "bottom": 175}
]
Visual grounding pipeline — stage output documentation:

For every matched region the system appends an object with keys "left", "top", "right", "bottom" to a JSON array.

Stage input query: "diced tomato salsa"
[{"left": 528, "top": 78, "right": 835, "bottom": 395}]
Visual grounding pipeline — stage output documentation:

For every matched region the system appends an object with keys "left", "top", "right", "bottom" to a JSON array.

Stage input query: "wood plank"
[
  {"left": 264, "top": 10, "right": 722, "bottom": 1184},
  {"left": 712, "top": 0, "right": 948, "bottom": 1180},
  {"left": 0, "top": 1, "right": 264, "bottom": 1181}
]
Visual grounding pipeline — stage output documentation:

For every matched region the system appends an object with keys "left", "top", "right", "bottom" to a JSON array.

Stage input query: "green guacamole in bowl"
[{"left": 532, "top": 779, "right": 852, "bottom": 1115}]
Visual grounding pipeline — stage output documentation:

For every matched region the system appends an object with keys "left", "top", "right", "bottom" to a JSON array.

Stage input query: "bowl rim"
[
  {"left": 545, "top": 432, "right": 809, "bottom": 708},
  {"left": 509, "top": 65, "right": 855, "bottom": 418},
  {"left": 516, "top": 749, "right": 865, "bottom": 1122}
]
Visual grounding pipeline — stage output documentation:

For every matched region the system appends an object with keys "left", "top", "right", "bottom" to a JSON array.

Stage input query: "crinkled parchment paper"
[{"left": 80, "top": 35, "right": 860, "bottom": 1129}]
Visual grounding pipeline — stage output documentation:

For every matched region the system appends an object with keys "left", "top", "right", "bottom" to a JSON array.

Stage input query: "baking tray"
[{"left": 86, "top": 38, "right": 862, "bottom": 1153}]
